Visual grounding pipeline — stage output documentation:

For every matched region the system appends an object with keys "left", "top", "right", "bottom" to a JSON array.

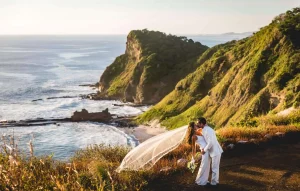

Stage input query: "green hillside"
[{"left": 138, "top": 8, "right": 300, "bottom": 129}]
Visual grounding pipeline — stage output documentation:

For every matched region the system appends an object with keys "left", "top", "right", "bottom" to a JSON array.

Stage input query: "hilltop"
[{"left": 97, "top": 29, "right": 208, "bottom": 104}]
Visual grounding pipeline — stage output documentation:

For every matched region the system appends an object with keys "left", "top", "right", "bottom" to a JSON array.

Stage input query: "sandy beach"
[{"left": 122, "top": 120, "right": 167, "bottom": 143}]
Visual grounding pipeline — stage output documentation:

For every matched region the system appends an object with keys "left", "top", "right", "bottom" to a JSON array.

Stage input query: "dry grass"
[
  {"left": 0, "top": 135, "right": 193, "bottom": 191},
  {"left": 217, "top": 124, "right": 299, "bottom": 142},
  {"left": 217, "top": 109, "right": 300, "bottom": 142}
]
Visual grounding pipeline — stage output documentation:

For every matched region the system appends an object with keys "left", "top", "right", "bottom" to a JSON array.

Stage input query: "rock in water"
[{"left": 71, "top": 108, "right": 112, "bottom": 122}]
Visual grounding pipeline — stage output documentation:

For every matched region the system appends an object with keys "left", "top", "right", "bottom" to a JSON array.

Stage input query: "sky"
[{"left": 0, "top": 0, "right": 299, "bottom": 35}]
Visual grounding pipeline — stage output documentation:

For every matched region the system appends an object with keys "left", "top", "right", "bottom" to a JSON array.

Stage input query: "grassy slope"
[
  {"left": 99, "top": 29, "right": 208, "bottom": 104},
  {"left": 137, "top": 42, "right": 237, "bottom": 122},
  {"left": 138, "top": 16, "right": 300, "bottom": 129}
]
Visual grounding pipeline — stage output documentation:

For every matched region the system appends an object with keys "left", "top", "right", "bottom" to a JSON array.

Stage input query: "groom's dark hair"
[{"left": 197, "top": 117, "right": 206, "bottom": 125}]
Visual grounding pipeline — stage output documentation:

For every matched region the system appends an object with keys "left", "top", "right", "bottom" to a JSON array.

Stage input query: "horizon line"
[{"left": 0, "top": 31, "right": 254, "bottom": 36}]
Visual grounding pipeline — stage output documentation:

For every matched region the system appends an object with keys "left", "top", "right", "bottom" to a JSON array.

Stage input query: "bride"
[
  {"left": 116, "top": 122, "right": 208, "bottom": 183},
  {"left": 186, "top": 122, "right": 209, "bottom": 185}
]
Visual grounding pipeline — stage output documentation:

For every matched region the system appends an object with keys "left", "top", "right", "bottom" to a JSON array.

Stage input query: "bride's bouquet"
[{"left": 187, "top": 153, "right": 200, "bottom": 173}]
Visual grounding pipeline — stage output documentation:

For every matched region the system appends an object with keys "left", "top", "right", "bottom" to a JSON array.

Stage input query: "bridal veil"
[{"left": 116, "top": 125, "right": 188, "bottom": 172}]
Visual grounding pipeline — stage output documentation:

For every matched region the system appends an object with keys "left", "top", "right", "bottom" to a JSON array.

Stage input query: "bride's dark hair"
[{"left": 186, "top": 122, "right": 195, "bottom": 145}]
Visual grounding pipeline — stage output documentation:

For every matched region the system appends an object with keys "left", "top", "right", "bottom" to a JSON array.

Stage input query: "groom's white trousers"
[
  {"left": 195, "top": 154, "right": 221, "bottom": 185},
  {"left": 211, "top": 154, "right": 221, "bottom": 185}
]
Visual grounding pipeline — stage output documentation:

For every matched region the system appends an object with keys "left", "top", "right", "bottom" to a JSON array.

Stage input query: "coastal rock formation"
[
  {"left": 97, "top": 29, "right": 208, "bottom": 104},
  {"left": 71, "top": 108, "right": 112, "bottom": 122},
  {"left": 138, "top": 8, "right": 300, "bottom": 128}
]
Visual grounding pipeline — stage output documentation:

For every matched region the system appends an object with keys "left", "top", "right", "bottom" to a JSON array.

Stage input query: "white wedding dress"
[
  {"left": 195, "top": 135, "right": 207, "bottom": 149},
  {"left": 195, "top": 135, "right": 210, "bottom": 185}
]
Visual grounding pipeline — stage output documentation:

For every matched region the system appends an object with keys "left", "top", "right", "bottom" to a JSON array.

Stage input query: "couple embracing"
[
  {"left": 187, "top": 117, "right": 223, "bottom": 186},
  {"left": 116, "top": 117, "right": 223, "bottom": 187}
]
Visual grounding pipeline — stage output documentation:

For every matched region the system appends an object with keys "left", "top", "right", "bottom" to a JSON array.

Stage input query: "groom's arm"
[{"left": 203, "top": 131, "right": 213, "bottom": 153}]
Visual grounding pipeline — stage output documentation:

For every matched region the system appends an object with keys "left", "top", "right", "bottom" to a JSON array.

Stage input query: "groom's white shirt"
[{"left": 202, "top": 125, "right": 223, "bottom": 157}]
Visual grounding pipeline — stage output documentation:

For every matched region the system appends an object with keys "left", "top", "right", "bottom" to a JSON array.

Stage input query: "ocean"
[{"left": 0, "top": 34, "right": 249, "bottom": 160}]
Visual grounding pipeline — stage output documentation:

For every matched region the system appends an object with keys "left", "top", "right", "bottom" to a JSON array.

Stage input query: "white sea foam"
[
  {"left": 0, "top": 61, "right": 41, "bottom": 66},
  {"left": 0, "top": 47, "right": 49, "bottom": 53},
  {"left": 0, "top": 97, "right": 147, "bottom": 121},
  {"left": 59, "top": 53, "right": 90, "bottom": 59},
  {"left": 0, "top": 50, "right": 47, "bottom": 53},
  {"left": 0, "top": 71, "right": 35, "bottom": 80},
  {"left": 59, "top": 50, "right": 109, "bottom": 60},
  {"left": 0, "top": 122, "right": 135, "bottom": 160}
]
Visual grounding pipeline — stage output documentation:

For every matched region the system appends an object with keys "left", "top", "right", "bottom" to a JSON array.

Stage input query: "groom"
[{"left": 196, "top": 117, "right": 223, "bottom": 186}]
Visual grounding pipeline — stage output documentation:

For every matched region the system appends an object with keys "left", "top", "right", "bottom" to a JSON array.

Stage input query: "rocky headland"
[{"left": 96, "top": 29, "right": 208, "bottom": 104}]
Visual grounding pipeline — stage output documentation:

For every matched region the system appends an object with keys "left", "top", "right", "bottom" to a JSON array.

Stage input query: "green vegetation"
[
  {"left": 98, "top": 29, "right": 208, "bottom": 104},
  {"left": 138, "top": 8, "right": 300, "bottom": 129},
  {"left": 137, "top": 41, "right": 236, "bottom": 124},
  {"left": 276, "top": 7, "right": 300, "bottom": 47}
]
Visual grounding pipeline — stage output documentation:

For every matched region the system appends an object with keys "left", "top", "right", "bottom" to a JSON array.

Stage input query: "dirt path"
[{"left": 147, "top": 142, "right": 300, "bottom": 191}]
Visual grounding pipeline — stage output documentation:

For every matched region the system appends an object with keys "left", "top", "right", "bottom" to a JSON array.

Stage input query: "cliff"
[
  {"left": 97, "top": 29, "right": 208, "bottom": 104},
  {"left": 137, "top": 8, "right": 300, "bottom": 129}
]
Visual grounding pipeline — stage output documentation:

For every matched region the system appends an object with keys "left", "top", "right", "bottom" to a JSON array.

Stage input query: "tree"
[{"left": 278, "top": 7, "right": 300, "bottom": 47}]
